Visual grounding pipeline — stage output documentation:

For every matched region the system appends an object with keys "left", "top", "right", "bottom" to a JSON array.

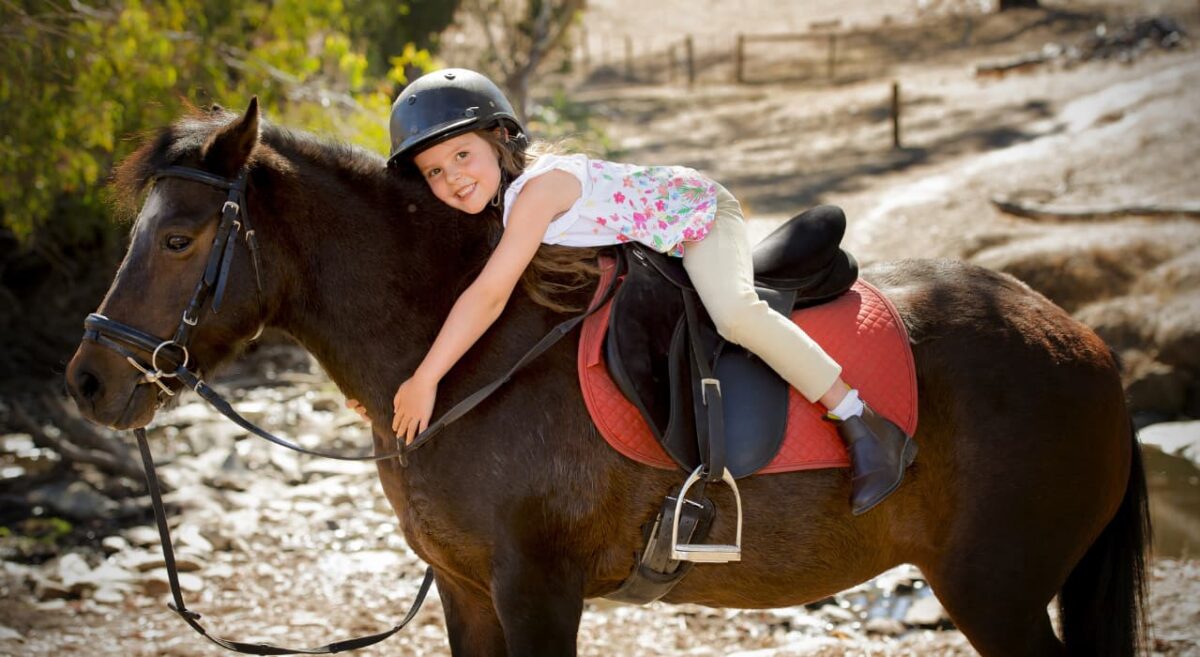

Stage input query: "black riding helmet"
[{"left": 387, "top": 68, "right": 526, "bottom": 169}]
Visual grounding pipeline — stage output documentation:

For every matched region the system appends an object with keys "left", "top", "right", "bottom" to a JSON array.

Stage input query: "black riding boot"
[{"left": 829, "top": 404, "right": 917, "bottom": 515}]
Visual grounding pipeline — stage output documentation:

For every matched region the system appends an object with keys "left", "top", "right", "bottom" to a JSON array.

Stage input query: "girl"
[{"left": 349, "top": 68, "right": 915, "bottom": 515}]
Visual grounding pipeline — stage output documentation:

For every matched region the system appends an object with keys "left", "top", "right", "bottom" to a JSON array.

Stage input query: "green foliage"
[{"left": 0, "top": 0, "right": 448, "bottom": 243}]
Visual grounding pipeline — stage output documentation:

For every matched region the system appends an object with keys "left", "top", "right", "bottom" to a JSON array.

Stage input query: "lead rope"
[{"left": 134, "top": 427, "right": 434, "bottom": 655}]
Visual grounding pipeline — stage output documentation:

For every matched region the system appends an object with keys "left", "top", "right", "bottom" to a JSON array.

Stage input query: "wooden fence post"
[
  {"left": 892, "top": 81, "right": 902, "bottom": 149},
  {"left": 685, "top": 35, "right": 695, "bottom": 87},
  {"left": 624, "top": 35, "right": 633, "bottom": 81},
  {"left": 827, "top": 34, "right": 838, "bottom": 80},
  {"left": 580, "top": 28, "right": 590, "bottom": 74},
  {"left": 735, "top": 34, "right": 745, "bottom": 83}
]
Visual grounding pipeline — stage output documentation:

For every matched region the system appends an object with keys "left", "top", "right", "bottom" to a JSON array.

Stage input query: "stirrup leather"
[{"left": 670, "top": 465, "right": 743, "bottom": 563}]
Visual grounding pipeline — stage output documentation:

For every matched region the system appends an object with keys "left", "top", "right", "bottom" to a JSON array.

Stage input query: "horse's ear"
[{"left": 203, "top": 96, "right": 260, "bottom": 176}]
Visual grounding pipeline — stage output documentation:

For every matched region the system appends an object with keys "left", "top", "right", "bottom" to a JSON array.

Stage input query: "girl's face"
[{"left": 412, "top": 131, "right": 502, "bottom": 215}]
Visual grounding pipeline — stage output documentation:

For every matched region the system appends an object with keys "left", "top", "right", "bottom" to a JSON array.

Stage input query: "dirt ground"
[{"left": 4, "top": 1, "right": 1200, "bottom": 655}]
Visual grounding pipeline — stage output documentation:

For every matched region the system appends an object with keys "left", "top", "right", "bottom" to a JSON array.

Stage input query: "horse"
[{"left": 65, "top": 100, "right": 1149, "bottom": 657}]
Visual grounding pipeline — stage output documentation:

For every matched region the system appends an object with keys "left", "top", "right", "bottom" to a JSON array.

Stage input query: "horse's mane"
[{"left": 110, "top": 104, "right": 400, "bottom": 221}]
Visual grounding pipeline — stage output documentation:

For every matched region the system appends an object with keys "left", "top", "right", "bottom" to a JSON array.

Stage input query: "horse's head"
[{"left": 66, "top": 99, "right": 272, "bottom": 428}]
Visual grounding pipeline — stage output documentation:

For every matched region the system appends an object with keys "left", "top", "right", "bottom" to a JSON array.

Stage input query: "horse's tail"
[{"left": 1058, "top": 418, "right": 1152, "bottom": 656}]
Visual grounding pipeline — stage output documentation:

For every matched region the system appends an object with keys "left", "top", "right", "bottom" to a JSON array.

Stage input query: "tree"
[
  {"left": 456, "top": 0, "right": 586, "bottom": 122},
  {"left": 0, "top": 0, "right": 445, "bottom": 387}
]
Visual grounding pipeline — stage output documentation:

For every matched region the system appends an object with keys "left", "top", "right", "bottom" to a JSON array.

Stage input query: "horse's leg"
[
  {"left": 490, "top": 551, "right": 585, "bottom": 657},
  {"left": 435, "top": 570, "right": 508, "bottom": 657},
  {"left": 920, "top": 562, "right": 1067, "bottom": 657}
]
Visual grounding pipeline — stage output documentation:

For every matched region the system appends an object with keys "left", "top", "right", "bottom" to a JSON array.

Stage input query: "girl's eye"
[
  {"left": 165, "top": 235, "right": 192, "bottom": 252},
  {"left": 427, "top": 168, "right": 441, "bottom": 179},
  {"left": 456, "top": 151, "right": 469, "bottom": 160}
]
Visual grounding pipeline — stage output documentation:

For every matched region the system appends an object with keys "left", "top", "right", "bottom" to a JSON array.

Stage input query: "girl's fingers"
[{"left": 404, "top": 416, "right": 421, "bottom": 444}]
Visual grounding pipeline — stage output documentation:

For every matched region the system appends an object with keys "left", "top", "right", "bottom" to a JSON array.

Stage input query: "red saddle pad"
[{"left": 578, "top": 257, "right": 918, "bottom": 474}]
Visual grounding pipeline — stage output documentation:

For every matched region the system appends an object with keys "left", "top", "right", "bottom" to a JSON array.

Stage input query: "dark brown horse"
[{"left": 66, "top": 101, "right": 1149, "bottom": 656}]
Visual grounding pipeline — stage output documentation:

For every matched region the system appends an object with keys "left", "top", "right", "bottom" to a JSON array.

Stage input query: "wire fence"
[{"left": 570, "top": 13, "right": 984, "bottom": 87}]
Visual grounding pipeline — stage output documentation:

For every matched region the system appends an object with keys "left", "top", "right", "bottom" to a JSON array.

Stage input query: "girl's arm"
[{"left": 391, "top": 170, "right": 582, "bottom": 441}]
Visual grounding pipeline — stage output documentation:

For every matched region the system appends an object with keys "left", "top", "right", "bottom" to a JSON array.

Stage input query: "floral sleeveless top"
[{"left": 501, "top": 154, "right": 719, "bottom": 257}]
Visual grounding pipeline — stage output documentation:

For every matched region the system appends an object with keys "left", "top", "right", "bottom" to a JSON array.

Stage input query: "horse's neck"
[{"left": 263, "top": 165, "right": 492, "bottom": 418}]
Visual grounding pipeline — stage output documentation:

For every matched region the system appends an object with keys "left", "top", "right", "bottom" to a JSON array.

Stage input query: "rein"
[{"left": 84, "top": 163, "right": 619, "bottom": 654}]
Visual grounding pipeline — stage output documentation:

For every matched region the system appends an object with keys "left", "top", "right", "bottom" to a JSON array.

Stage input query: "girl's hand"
[
  {"left": 344, "top": 398, "right": 370, "bottom": 424},
  {"left": 392, "top": 376, "right": 437, "bottom": 444}
]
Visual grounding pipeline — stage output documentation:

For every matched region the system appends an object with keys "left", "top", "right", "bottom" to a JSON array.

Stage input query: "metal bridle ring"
[{"left": 151, "top": 340, "right": 189, "bottom": 376}]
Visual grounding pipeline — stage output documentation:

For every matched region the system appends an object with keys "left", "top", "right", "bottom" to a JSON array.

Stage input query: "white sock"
[{"left": 828, "top": 388, "right": 864, "bottom": 420}]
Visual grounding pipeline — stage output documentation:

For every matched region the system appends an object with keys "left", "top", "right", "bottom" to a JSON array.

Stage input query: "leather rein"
[{"left": 83, "top": 164, "right": 618, "bottom": 654}]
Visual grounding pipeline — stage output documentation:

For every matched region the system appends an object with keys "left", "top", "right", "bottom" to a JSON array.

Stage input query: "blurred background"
[{"left": 1, "top": 0, "right": 1198, "bottom": 654}]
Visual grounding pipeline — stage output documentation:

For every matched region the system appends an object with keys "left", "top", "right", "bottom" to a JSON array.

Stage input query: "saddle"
[{"left": 605, "top": 205, "right": 858, "bottom": 481}]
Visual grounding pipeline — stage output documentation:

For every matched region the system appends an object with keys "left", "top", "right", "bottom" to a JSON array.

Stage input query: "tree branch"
[
  {"left": 991, "top": 196, "right": 1200, "bottom": 222},
  {"left": 10, "top": 399, "right": 147, "bottom": 483}
]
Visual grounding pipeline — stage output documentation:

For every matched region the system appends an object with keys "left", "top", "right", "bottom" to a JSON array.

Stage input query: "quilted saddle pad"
[{"left": 577, "top": 258, "right": 918, "bottom": 474}]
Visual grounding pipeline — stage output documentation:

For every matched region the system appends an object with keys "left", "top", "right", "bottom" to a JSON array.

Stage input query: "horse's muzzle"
[{"left": 65, "top": 343, "right": 160, "bottom": 429}]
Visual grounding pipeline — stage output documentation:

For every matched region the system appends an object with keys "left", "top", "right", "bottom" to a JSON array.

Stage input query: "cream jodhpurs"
[{"left": 682, "top": 185, "right": 842, "bottom": 403}]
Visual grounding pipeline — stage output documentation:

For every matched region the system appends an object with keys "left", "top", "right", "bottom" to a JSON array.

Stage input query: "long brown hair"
[{"left": 476, "top": 129, "right": 600, "bottom": 314}]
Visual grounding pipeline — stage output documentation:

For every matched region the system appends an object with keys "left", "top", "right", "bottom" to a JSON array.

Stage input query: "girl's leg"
[
  {"left": 682, "top": 188, "right": 915, "bottom": 514},
  {"left": 681, "top": 189, "right": 843, "bottom": 404}
]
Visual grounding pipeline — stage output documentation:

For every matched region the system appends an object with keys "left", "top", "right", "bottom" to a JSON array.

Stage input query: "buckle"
[{"left": 700, "top": 378, "right": 721, "bottom": 405}]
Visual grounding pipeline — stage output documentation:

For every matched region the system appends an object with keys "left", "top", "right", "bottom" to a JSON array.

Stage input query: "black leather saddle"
[{"left": 603, "top": 205, "right": 858, "bottom": 480}]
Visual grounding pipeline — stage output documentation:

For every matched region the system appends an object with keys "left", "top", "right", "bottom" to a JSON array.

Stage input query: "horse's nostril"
[{"left": 76, "top": 368, "right": 103, "bottom": 401}]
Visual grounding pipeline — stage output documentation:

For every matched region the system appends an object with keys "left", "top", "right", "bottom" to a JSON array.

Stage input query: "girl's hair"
[{"left": 474, "top": 128, "right": 601, "bottom": 314}]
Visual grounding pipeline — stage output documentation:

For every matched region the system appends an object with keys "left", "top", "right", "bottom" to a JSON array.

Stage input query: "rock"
[
  {"left": 101, "top": 535, "right": 130, "bottom": 555},
  {"left": 1123, "top": 351, "right": 1190, "bottom": 415},
  {"left": 27, "top": 480, "right": 117, "bottom": 520},
  {"left": 904, "top": 594, "right": 950, "bottom": 627},
  {"left": 205, "top": 446, "right": 251, "bottom": 491},
  {"left": 33, "top": 574, "right": 70, "bottom": 600},
  {"left": 0, "top": 625, "right": 22, "bottom": 641},
  {"left": 141, "top": 568, "right": 203, "bottom": 595},
  {"left": 176, "top": 523, "right": 214, "bottom": 554},
  {"left": 57, "top": 553, "right": 93, "bottom": 593},
  {"left": 1073, "top": 296, "right": 1157, "bottom": 352},
  {"left": 121, "top": 549, "right": 204, "bottom": 573},
  {"left": 1140, "top": 421, "right": 1200, "bottom": 465},
  {"left": 310, "top": 395, "right": 343, "bottom": 413},
  {"left": 1135, "top": 248, "right": 1200, "bottom": 296},
  {"left": 815, "top": 603, "right": 856, "bottom": 623},
  {"left": 864, "top": 617, "right": 906, "bottom": 636},
  {"left": 92, "top": 586, "right": 127, "bottom": 605},
  {"left": 124, "top": 525, "right": 162, "bottom": 547},
  {"left": 1154, "top": 293, "right": 1200, "bottom": 371},
  {"left": 301, "top": 458, "right": 374, "bottom": 478},
  {"left": 81, "top": 561, "right": 138, "bottom": 589}
]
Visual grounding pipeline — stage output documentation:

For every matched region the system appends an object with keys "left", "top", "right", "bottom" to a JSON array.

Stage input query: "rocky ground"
[
  {"left": 3, "top": 2, "right": 1200, "bottom": 656},
  {"left": 1, "top": 369, "right": 1197, "bottom": 656}
]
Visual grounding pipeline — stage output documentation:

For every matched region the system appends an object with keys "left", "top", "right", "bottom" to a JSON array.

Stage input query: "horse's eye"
[{"left": 165, "top": 235, "right": 193, "bottom": 252}]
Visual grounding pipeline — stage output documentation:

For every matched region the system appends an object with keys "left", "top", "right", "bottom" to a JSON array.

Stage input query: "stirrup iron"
[{"left": 670, "top": 464, "right": 742, "bottom": 563}]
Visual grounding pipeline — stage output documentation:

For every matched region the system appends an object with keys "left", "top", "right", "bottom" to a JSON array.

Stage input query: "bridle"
[
  {"left": 79, "top": 162, "right": 618, "bottom": 654},
  {"left": 85, "top": 165, "right": 264, "bottom": 400}
]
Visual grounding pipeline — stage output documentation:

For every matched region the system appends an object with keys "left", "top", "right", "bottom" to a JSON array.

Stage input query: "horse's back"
[{"left": 862, "top": 258, "right": 1131, "bottom": 580}]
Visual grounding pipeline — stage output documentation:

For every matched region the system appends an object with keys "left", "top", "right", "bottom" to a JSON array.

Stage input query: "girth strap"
[{"left": 134, "top": 428, "right": 434, "bottom": 655}]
